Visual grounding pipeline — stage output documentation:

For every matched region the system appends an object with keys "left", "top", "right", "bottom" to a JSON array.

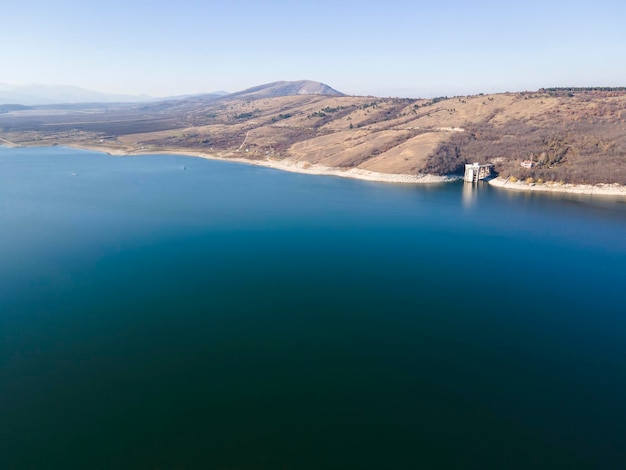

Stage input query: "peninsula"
[{"left": 1, "top": 81, "right": 625, "bottom": 194}]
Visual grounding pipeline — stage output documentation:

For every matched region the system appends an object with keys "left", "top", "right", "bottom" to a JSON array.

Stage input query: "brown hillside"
[{"left": 1, "top": 86, "right": 625, "bottom": 184}]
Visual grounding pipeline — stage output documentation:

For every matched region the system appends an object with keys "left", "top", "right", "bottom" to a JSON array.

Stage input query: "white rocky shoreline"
[
  {"left": 488, "top": 176, "right": 626, "bottom": 196},
  {"left": 65, "top": 144, "right": 460, "bottom": 185},
  {"left": 3, "top": 142, "right": 626, "bottom": 194}
]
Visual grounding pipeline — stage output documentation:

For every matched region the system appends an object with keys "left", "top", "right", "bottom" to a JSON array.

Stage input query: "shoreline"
[
  {"left": 4, "top": 141, "right": 626, "bottom": 195},
  {"left": 488, "top": 176, "right": 626, "bottom": 196},
  {"left": 61, "top": 143, "right": 460, "bottom": 185}
]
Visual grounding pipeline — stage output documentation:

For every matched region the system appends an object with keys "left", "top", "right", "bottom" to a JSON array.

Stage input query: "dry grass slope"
[{"left": 1, "top": 85, "right": 625, "bottom": 184}]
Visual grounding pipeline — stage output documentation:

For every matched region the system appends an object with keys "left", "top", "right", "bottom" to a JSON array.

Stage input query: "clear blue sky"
[{"left": 3, "top": 0, "right": 625, "bottom": 97}]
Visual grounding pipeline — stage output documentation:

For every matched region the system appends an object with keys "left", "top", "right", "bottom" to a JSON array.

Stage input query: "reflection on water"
[{"left": 461, "top": 180, "right": 479, "bottom": 208}]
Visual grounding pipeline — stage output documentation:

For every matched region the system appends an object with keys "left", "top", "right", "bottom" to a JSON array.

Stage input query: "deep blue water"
[{"left": 1, "top": 146, "right": 626, "bottom": 468}]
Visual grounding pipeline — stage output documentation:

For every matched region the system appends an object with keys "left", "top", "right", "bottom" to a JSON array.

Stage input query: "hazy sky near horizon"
[{"left": 3, "top": 0, "right": 625, "bottom": 97}]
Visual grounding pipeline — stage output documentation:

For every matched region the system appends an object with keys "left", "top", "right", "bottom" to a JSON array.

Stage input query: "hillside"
[{"left": 1, "top": 82, "right": 625, "bottom": 185}]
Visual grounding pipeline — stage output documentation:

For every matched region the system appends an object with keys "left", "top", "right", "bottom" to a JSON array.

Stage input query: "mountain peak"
[{"left": 225, "top": 80, "right": 344, "bottom": 100}]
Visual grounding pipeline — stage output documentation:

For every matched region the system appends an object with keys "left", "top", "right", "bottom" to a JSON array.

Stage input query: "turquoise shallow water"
[{"left": 1, "top": 146, "right": 626, "bottom": 468}]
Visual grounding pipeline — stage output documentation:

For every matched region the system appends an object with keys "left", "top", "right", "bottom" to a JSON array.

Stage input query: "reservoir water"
[{"left": 1, "top": 146, "right": 626, "bottom": 468}]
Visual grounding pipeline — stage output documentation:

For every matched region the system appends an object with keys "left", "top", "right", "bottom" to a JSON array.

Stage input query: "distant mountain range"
[
  {"left": 0, "top": 80, "right": 343, "bottom": 106},
  {"left": 0, "top": 83, "right": 158, "bottom": 105}
]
